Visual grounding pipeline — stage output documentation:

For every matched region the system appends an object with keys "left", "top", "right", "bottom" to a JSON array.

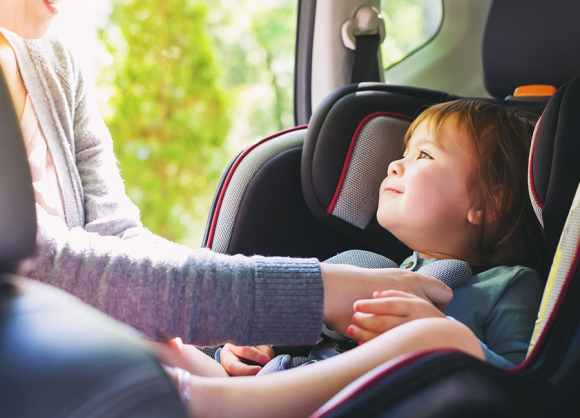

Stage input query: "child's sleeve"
[{"left": 482, "top": 268, "right": 544, "bottom": 366}]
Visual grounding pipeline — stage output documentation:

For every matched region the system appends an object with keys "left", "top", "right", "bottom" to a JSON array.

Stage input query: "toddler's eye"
[{"left": 418, "top": 151, "right": 433, "bottom": 160}]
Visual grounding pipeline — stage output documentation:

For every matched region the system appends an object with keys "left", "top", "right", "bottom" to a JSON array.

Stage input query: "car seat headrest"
[
  {"left": 301, "top": 83, "right": 453, "bottom": 248},
  {"left": 0, "top": 69, "right": 37, "bottom": 273},
  {"left": 528, "top": 72, "right": 580, "bottom": 265},
  {"left": 483, "top": 0, "right": 580, "bottom": 99}
]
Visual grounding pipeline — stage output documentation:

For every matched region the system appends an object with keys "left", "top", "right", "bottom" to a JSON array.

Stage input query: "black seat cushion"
[{"left": 0, "top": 275, "right": 187, "bottom": 418}]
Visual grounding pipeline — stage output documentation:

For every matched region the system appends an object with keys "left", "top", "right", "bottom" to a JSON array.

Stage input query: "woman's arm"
[{"left": 32, "top": 208, "right": 324, "bottom": 347}]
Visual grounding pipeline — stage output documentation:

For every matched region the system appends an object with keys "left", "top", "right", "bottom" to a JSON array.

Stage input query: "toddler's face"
[{"left": 377, "top": 118, "right": 478, "bottom": 254}]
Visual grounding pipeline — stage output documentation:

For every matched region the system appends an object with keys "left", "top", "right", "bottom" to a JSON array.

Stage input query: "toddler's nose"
[{"left": 387, "top": 158, "right": 404, "bottom": 176}]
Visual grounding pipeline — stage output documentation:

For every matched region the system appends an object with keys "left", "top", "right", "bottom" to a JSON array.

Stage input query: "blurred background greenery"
[{"left": 97, "top": 0, "right": 441, "bottom": 247}]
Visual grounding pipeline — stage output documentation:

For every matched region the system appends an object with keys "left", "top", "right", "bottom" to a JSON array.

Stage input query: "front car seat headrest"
[
  {"left": 483, "top": 0, "right": 580, "bottom": 99},
  {"left": 528, "top": 72, "right": 580, "bottom": 265},
  {"left": 0, "top": 68, "right": 36, "bottom": 273}
]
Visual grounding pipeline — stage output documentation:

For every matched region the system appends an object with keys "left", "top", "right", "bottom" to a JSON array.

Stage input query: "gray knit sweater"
[{"left": 3, "top": 29, "right": 323, "bottom": 347}]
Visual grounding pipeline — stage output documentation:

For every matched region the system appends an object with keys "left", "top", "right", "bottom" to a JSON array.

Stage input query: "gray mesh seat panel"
[
  {"left": 325, "top": 249, "right": 398, "bottom": 269},
  {"left": 331, "top": 116, "right": 410, "bottom": 229},
  {"left": 211, "top": 129, "right": 306, "bottom": 254},
  {"left": 416, "top": 259, "right": 472, "bottom": 289}
]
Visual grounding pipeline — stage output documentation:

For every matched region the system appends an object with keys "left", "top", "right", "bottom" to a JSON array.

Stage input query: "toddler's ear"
[
  {"left": 468, "top": 185, "right": 507, "bottom": 226},
  {"left": 467, "top": 208, "right": 484, "bottom": 225}
]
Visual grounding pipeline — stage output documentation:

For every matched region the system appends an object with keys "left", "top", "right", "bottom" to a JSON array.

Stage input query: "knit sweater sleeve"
[
  {"left": 32, "top": 223, "right": 323, "bottom": 346},
  {"left": 25, "top": 40, "right": 324, "bottom": 347}
]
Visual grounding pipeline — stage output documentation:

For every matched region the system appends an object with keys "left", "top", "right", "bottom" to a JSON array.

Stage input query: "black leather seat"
[{"left": 0, "top": 69, "right": 187, "bottom": 417}]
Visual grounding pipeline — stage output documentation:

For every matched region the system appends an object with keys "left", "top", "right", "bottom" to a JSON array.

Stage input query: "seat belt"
[
  {"left": 342, "top": 6, "right": 386, "bottom": 84},
  {"left": 351, "top": 34, "right": 382, "bottom": 83}
]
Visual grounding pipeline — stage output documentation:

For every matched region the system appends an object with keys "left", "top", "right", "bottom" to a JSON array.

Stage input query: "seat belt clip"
[{"left": 341, "top": 6, "right": 386, "bottom": 51}]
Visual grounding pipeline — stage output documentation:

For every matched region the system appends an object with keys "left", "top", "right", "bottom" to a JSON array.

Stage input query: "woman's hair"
[{"left": 404, "top": 99, "right": 544, "bottom": 269}]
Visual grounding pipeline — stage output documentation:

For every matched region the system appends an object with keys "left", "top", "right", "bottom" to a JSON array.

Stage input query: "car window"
[{"left": 380, "top": 0, "right": 443, "bottom": 69}]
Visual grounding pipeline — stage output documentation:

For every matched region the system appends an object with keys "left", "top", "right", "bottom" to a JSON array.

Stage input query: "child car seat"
[
  {"left": 0, "top": 70, "right": 187, "bottom": 417},
  {"left": 310, "top": 70, "right": 580, "bottom": 418}
]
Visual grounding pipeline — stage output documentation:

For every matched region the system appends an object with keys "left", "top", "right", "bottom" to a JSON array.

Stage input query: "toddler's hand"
[
  {"left": 348, "top": 290, "right": 447, "bottom": 343},
  {"left": 220, "top": 344, "right": 274, "bottom": 376}
]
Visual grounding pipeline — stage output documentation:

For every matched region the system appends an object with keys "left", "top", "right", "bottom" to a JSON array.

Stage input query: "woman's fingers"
[{"left": 373, "top": 289, "right": 415, "bottom": 299}]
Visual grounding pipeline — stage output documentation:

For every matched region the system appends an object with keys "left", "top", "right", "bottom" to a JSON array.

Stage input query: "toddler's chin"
[{"left": 376, "top": 214, "right": 394, "bottom": 231}]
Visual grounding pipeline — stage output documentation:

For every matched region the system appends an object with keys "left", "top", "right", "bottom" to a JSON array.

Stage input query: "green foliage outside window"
[
  {"left": 381, "top": 0, "right": 443, "bottom": 69},
  {"left": 98, "top": 0, "right": 297, "bottom": 247},
  {"left": 204, "top": 0, "right": 297, "bottom": 150},
  {"left": 98, "top": 0, "right": 231, "bottom": 244}
]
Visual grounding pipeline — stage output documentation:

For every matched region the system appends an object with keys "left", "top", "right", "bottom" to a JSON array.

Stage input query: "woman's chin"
[
  {"left": 17, "top": 25, "right": 52, "bottom": 40},
  {"left": 13, "top": 17, "right": 53, "bottom": 40}
]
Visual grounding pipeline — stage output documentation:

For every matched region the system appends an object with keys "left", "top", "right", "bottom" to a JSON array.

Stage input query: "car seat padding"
[
  {"left": 528, "top": 74, "right": 580, "bottom": 267},
  {"left": 206, "top": 126, "right": 306, "bottom": 253}
]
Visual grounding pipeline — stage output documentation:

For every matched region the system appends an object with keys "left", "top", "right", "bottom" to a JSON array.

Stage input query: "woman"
[{"left": 0, "top": 0, "right": 450, "bottom": 347}]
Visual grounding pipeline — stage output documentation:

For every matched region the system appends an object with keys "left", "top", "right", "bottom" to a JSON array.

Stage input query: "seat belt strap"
[{"left": 351, "top": 34, "right": 382, "bottom": 84}]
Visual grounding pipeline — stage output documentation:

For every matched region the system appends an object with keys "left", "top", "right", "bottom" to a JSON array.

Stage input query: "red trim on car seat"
[
  {"left": 326, "top": 112, "right": 414, "bottom": 214},
  {"left": 528, "top": 114, "right": 544, "bottom": 209},
  {"left": 512, "top": 237, "right": 580, "bottom": 371},
  {"left": 310, "top": 348, "right": 462, "bottom": 418},
  {"left": 206, "top": 125, "right": 308, "bottom": 249}
]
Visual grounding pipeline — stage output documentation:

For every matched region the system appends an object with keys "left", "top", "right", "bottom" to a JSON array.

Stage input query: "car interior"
[{"left": 2, "top": 0, "right": 580, "bottom": 417}]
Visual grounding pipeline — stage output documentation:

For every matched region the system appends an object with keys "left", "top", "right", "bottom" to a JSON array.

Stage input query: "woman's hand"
[
  {"left": 320, "top": 264, "right": 453, "bottom": 337},
  {"left": 220, "top": 344, "right": 275, "bottom": 376},
  {"left": 348, "top": 290, "right": 448, "bottom": 343}
]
